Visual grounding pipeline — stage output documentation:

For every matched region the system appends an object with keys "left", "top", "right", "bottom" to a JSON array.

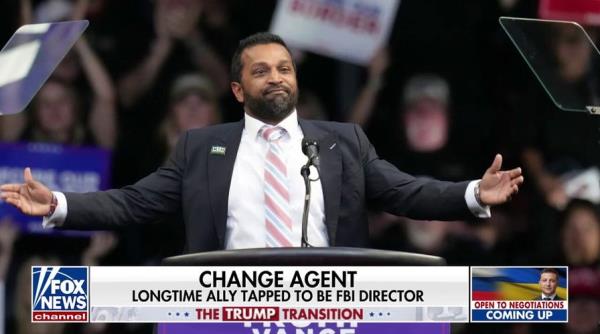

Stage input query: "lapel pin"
[{"left": 210, "top": 145, "right": 226, "bottom": 155}]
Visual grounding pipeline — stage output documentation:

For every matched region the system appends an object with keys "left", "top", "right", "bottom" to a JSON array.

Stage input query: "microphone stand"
[{"left": 300, "top": 161, "right": 315, "bottom": 248}]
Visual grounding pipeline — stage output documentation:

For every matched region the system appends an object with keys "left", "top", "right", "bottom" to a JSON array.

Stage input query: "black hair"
[
  {"left": 540, "top": 268, "right": 560, "bottom": 279},
  {"left": 230, "top": 32, "right": 296, "bottom": 83}
]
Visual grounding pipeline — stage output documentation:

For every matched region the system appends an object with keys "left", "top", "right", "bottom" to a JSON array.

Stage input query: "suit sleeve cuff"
[
  {"left": 465, "top": 180, "right": 491, "bottom": 218},
  {"left": 42, "top": 192, "right": 67, "bottom": 228}
]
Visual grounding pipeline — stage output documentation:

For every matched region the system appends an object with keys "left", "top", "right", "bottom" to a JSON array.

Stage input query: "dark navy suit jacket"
[{"left": 62, "top": 119, "right": 472, "bottom": 252}]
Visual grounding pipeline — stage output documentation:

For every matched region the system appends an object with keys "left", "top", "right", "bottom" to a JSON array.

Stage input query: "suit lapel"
[
  {"left": 299, "top": 119, "right": 342, "bottom": 246},
  {"left": 207, "top": 120, "right": 244, "bottom": 248}
]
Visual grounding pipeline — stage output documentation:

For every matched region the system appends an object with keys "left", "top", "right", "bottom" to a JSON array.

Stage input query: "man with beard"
[{"left": 1, "top": 33, "right": 523, "bottom": 250}]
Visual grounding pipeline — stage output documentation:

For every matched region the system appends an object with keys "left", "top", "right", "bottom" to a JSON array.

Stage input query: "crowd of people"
[{"left": 0, "top": 0, "right": 599, "bottom": 333}]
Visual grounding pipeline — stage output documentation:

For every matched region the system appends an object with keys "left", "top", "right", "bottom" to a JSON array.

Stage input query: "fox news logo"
[{"left": 32, "top": 266, "right": 88, "bottom": 322}]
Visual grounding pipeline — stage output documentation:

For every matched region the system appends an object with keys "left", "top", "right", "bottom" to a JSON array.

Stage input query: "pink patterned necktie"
[{"left": 260, "top": 125, "right": 294, "bottom": 247}]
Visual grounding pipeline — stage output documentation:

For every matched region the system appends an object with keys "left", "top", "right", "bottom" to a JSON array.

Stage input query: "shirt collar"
[
  {"left": 541, "top": 293, "right": 557, "bottom": 300},
  {"left": 244, "top": 109, "right": 299, "bottom": 140}
]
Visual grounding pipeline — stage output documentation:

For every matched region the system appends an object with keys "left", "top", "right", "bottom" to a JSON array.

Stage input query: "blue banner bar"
[{"left": 472, "top": 309, "right": 567, "bottom": 321}]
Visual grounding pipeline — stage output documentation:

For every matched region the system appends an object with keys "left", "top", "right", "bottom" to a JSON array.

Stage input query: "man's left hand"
[{"left": 479, "top": 154, "right": 524, "bottom": 206}]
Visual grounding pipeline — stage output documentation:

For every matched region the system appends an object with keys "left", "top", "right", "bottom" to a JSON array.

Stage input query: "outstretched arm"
[
  {"left": 0, "top": 167, "right": 54, "bottom": 216},
  {"left": 359, "top": 125, "right": 523, "bottom": 219},
  {"left": 183, "top": 30, "right": 230, "bottom": 95},
  {"left": 75, "top": 37, "right": 117, "bottom": 149},
  {"left": 117, "top": 0, "right": 174, "bottom": 108},
  {"left": 348, "top": 48, "right": 389, "bottom": 125},
  {"left": 167, "top": 0, "right": 228, "bottom": 95},
  {"left": 1, "top": 132, "right": 189, "bottom": 229}
]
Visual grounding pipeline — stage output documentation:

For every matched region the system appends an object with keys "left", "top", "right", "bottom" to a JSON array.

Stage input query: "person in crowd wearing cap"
[
  {"left": 399, "top": 75, "right": 451, "bottom": 155},
  {"left": 534, "top": 268, "right": 563, "bottom": 300},
  {"left": 158, "top": 73, "right": 221, "bottom": 163},
  {"left": 130, "top": 74, "right": 222, "bottom": 260},
  {"left": 1, "top": 32, "right": 523, "bottom": 251},
  {"left": 350, "top": 50, "right": 485, "bottom": 181},
  {"left": 350, "top": 53, "right": 496, "bottom": 251}
]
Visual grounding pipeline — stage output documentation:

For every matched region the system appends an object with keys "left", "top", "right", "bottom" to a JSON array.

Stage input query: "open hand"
[
  {"left": 0, "top": 168, "right": 54, "bottom": 216},
  {"left": 479, "top": 154, "right": 524, "bottom": 205}
]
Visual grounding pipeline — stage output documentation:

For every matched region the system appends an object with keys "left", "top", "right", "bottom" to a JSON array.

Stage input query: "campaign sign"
[
  {"left": 471, "top": 267, "right": 568, "bottom": 322},
  {"left": 270, "top": 0, "right": 400, "bottom": 65},
  {"left": 32, "top": 266, "right": 89, "bottom": 322},
  {"left": 0, "top": 142, "right": 111, "bottom": 234}
]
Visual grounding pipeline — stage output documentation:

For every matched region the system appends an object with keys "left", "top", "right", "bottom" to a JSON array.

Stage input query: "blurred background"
[{"left": 0, "top": 0, "right": 599, "bottom": 333}]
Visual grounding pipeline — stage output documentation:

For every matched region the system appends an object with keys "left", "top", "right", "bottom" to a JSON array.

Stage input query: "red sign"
[{"left": 539, "top": 0, "right": 600, "bottom": 26}]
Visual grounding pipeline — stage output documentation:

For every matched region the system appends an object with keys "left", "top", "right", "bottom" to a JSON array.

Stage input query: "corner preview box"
[
  {"left": 32, "top": 266, "right": 89, "bottom": 322},
  {"left": 470, "top": 266, "right": 568, "bottom": 322}
]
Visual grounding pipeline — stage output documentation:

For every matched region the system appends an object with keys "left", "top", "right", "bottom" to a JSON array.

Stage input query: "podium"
[
  {"left": 162, "top": 247, "right": 446, "bottom": 266},
  {"left": 159, "top": 247, "right": 450, "bottom": 334}
]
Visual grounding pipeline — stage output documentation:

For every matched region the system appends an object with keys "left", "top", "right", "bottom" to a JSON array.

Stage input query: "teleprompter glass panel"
[
  {"left": 500, "top": 17, "right": 600, "bottom": 114},
  {"left": 0, "top": 20, "right": 88, "bottom": 115}
]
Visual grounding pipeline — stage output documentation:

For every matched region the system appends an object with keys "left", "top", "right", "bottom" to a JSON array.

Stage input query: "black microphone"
[{"left": 301, "top": 138, "right": 320, "bottom": 168}]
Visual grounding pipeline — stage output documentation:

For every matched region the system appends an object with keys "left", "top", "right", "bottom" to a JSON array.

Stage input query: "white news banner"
[{"left": 88, "top": 266, "right": 470, "bottom": 323}]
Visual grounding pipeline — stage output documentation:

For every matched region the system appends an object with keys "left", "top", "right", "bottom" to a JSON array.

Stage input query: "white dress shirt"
[
  {"left": 43, "top": 111, "right": 489, "bottom": 246},
  {"left": 226, "top": 111, "right": 328, "bottom": 248}
]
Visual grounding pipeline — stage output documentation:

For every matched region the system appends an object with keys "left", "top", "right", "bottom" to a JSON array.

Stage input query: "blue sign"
[{"left": 0, "top": 142, "right": 111, "bottom": 234}]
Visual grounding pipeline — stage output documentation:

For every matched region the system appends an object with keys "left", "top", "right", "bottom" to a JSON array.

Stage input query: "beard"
[{"left": 244, "top": 85, "right": 299, "bottom": 123}]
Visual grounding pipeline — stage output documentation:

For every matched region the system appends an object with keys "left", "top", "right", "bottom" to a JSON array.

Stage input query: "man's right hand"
[{"left": 0, "top": 167, "right": 54, "bottom": 216}]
